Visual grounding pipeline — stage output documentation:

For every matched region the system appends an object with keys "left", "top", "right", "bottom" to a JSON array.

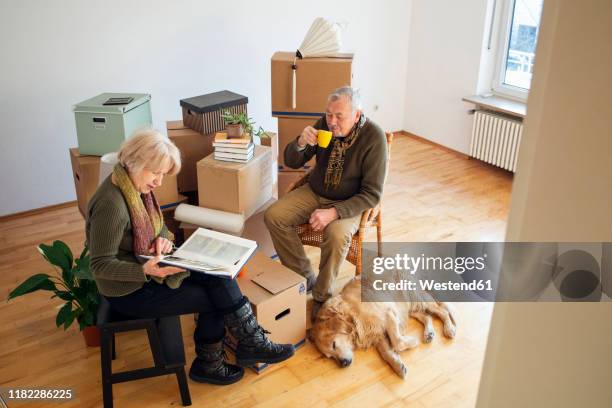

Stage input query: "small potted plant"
[
  {"left": 8, "top": 241, "right": 100, "bottom": 347},
  {"left": 254, "top": 126, "right": 277, "bottom": 150},
  {"left": 221, "top": 111, "right": 254, "bottom": 138}
]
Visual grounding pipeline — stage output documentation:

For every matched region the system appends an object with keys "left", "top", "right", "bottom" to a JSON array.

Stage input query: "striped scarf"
[
  {"left": 113, "top": 164, "right": 187, "bottom": 288},
  {"left": 323, "top": 114, "right": 366, "bottom": 191},
  {"left": 113, "top": 163, "right": 166, "bottom": 256}
]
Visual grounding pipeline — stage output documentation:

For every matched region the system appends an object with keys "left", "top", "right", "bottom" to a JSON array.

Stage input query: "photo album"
[{"left": 141, "top": 227, "right": 257, "bottom": 279}]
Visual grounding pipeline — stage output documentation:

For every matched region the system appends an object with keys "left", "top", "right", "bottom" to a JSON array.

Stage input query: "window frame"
[{"left": 492, "top": 0, "right": 538, "bottom": 101}]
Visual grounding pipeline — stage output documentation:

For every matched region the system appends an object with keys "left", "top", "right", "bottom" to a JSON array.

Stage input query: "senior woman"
[{"left": 86, "top": 129, "right": 294, "bottom": 385}]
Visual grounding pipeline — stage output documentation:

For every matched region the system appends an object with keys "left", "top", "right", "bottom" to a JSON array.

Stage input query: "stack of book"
[{"left": 213, "top": 132, "right": 254, "bottom": 163}]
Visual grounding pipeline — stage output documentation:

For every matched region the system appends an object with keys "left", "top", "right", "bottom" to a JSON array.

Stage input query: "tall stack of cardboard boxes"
[
  {"left": 271, "top": 51, "right": 353, "bottom": 196},
  {"left": 172, "top": 91, "right": 281, "bottom": 256},
  {"left": 176, "top": 92, "right": 306, "bottom": 368},
  {"left": 69, "top": 93, "right": 183, "bottom": 219},
  {"left": 172, "top": 90, "right": 277, "bottom": 256}
]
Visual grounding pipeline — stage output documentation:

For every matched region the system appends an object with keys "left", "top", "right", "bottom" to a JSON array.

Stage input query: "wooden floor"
[{"left": 0, "top": 134, "right": 513, "bottom": 407}]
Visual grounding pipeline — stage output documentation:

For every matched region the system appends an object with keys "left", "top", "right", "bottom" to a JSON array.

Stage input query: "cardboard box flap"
[
  {"left": 251, "top": 270, "right": 303, "bottom": 295},
  {"left": 245, "top": 251, "right": 306, "bottom": 294}
]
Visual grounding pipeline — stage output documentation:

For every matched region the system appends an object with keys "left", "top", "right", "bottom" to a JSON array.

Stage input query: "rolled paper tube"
[
  {"left": 174, "top": 204, "right": 245, "bottom": 235},
  {"left": 98, "top": 152, "right": 118, "bottom": 186}
]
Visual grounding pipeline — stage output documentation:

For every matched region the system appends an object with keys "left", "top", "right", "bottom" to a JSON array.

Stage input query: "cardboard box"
[
  {"left": 271, "top": 51, "right": 352, "bottom": 116},
  {"left": 277, "top": 116, "right": 318, "bottom": 170},
  {"left": 225, "top": 251, "right": 307, "bottom": 372},
  {"left": 167, "top": 120, "right": 214, "bottom": 193},
  {"left": 241, "top": 199, "right": 276, "bottom": 258},
  {"left": 197, "top": 146, "right": 272, "bottom": 219},
  {"left": 156, "top": 174, "right": 181, "bottom": 209},
  {"left": 161, "top": 195, "right": 188, "bottom": 239},
  {"left": 69, "top": 148, "right": 100, "bottom": 218},
  {"left": 70, "top": 147, "right": 182, "bottom": 218},
  {"left": 258, "top": 133, "right": 279, "bottom": 197},
  {"left": 278, "top": 170, "right": 308, "bottom": 198}
]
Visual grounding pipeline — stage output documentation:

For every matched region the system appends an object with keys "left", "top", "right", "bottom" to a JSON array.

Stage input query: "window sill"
[{"left": 462, "top": 94, "right": 526, "bottom": 119}]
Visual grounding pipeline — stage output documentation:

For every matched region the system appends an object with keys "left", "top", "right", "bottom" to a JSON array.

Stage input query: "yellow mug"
[{"left": 317, "top": 130, "right": 333, "bottom": 148}]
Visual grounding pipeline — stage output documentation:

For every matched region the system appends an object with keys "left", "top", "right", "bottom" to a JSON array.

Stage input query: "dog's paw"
[
  {"left": 424, "top": 330, "right": 435, "bottom": 343},
  {"left": 398, "top": 336, "right": 419, "bottom": 350},
  {"left": 443, "top": 324, "right": 456, "bottom": 339},
  {"left": 395, "top": 362, "right": 408, "bottom": 379}
]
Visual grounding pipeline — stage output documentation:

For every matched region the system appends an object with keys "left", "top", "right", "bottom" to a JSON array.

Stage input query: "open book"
[{"left": 141, "top": 228, "right": 257, "bottom": 279}]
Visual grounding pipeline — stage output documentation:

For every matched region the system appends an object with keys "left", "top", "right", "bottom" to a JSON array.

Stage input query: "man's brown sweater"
[{"left": 283, "top": 115, "right": 388, "bottom": 219}]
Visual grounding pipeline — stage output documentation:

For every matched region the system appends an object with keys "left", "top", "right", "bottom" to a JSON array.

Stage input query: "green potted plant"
[
  {"left": 254, "top": 126, "right": 268, "bottom": 139},
  {"left": 221, "top": 110, "right": 255, "bottom": 138},
  {"left": 254, "top": 126, "right": 277, "bottom": 150},
  {"left": 8, "top": 241, "right": 100, "bottom": 347}
]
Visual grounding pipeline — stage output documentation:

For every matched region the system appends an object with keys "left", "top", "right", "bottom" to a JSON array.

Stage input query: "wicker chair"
[{"left": 289, "top": 132, "right": 393, "bottom": 275}]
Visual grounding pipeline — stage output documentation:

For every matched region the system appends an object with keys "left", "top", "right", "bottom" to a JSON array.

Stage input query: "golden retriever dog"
[{"left": 311, "top": 277, "right": 457, "bottom": 378}]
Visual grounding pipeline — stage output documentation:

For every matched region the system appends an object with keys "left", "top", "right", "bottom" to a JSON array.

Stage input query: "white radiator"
[{"left": 470, "top": 110, "right": 523, "bottom": 172}]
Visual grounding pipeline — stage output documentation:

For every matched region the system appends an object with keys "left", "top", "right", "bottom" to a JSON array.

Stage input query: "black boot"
[
  {"left": 224, "top": 302, "right": 295, "bottom": 367},
  {"left": 189, "top": 341, "right": 244, "bottom": 385}
]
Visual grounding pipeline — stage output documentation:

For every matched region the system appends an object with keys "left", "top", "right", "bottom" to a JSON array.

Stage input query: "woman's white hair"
[
  {"left": 117, "top": 128, "right": 181, "bottom": 176},
  {"left": 328, "top": 86, "right": 362, "bottom": 112}
]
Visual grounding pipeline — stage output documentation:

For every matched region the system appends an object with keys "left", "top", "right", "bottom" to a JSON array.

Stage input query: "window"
[{"left": 493, "top": 0, "right": 544, "bottom": 100}]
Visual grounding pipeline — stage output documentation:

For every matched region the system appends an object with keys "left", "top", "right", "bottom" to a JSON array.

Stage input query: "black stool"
[{"left": 97, "top": 296, "right": 192, "bottom": 408}]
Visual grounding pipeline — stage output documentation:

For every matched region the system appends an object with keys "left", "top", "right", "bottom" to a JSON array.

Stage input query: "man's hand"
[
  {"left": 309, "top": 208, "right": 339, "bottom": 232},
  {"left": 297, "top": 126, "right": 318, "bottom": 148},
  {"left": 149, "top": 237, "right": 173, "bottom": 256},
  {"left": 143, "top": 256, "right": 186, "bottom": 278}
]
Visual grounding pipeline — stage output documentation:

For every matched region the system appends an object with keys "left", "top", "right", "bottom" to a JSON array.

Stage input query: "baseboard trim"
[
  {"left": 0, "top": 201, "right": 78, "bottom": 222},
  {"left": 395, "top": 130, "right": 470, "bottom": 159}
]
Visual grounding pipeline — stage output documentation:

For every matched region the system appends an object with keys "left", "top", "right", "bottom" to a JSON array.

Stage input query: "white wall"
[
  {"left": 403, "top": 0, "right": 492, "bottom": 153},
  {"left": 0, "top": 0, "right": 412, "bottom": 216}
]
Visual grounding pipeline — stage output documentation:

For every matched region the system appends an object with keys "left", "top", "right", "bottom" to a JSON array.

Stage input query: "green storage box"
[{"left": 73, "top": 93, "right": 152, "bottom": 156}]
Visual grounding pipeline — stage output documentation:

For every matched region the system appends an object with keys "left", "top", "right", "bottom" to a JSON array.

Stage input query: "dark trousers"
[{"left": 106, "top": 273, "right": 246, "bottom": 345}]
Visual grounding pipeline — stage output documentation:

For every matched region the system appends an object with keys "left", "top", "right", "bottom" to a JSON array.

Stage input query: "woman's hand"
[
  {"left": 149, "top": 237, "right": 173, "bottom": 256},
  {"left": 143, "top": 256, "right": 185, "bottom": 278}
]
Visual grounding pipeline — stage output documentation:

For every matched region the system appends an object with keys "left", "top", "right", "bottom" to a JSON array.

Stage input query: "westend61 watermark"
[{"left": 361, "top": 242, "right": 612, "bottom": 302}]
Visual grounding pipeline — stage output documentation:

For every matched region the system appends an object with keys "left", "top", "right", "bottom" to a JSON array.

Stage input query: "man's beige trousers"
[{"left": 264, "top": 184, "right": 361, "bottom": 302}]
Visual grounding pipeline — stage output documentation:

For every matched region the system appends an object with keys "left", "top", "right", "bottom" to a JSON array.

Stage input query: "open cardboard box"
[{"left": 224, "top": 251, "right": 307, "bottom": 373}]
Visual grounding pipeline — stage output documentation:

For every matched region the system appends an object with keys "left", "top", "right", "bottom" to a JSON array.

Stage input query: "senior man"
[{"left": 264, "top": 86, "right": 388, "bottom": 321}]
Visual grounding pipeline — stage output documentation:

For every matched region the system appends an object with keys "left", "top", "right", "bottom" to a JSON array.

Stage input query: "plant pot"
[
  {"left": 82, "top": 325, "right": 101, "bottom": 347},
  {"left": 226, "top": 123, "right": 244, "bottom": 138}
]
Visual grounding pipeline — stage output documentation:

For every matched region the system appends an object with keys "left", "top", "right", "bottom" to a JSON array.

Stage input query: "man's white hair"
[{"left": 328, "top": 86, "right": 362, "bottom": 112}]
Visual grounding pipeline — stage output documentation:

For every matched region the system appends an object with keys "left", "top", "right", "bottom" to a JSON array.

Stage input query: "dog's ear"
[
  {"left": 333, "top": 307, "right": 356, "bottom": 337},
  {"left": 307, "top": 328, "right": 315, "bottom": 343},
  {"left": 315, "top": 306, "right": 332, "bottom": 323},
  {"left": 325, "top": 296, "right": 344, "bottom": 312}
]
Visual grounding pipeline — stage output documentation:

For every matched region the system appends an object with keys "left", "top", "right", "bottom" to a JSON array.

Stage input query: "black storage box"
[{"left": 180, "top": 90, "right": 248, "bottom": 135}]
